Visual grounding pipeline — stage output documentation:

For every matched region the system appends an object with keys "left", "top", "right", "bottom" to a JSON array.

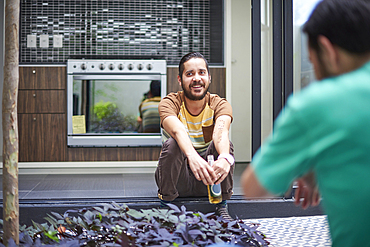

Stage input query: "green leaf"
[
  {"left": 193, "top": 212, "right": 201, "bottom": 217},
  {"left": 44, "top": 230, "right": 59, "bottom": 242},
  {"left": 97, "top": 213, "right": 102, "bottom": 222}
]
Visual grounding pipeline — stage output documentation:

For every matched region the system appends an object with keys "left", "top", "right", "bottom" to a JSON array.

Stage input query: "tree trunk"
[{"left": 3, "top": 0, "right": 20, "bottom": 245}]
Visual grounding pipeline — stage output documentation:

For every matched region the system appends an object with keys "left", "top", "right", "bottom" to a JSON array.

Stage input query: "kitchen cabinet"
[
  {"left": 18, "top": 67, "right": 66, "bottom": 162},
  {"left": 18, "top": 114, "right": 66, "bottom": 162},
  {"left": 19, "top": 67, "right": 65, "bottom": 89},
  {"left": 18, "top": 90, "right": 65, "bottom": 114}
]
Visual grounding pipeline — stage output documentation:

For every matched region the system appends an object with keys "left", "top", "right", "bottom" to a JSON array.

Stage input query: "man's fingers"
[
  {"left": 200, "top": 168, "right": 214, "bottom": 185},
  {"left": 301, "top": 189, "right": 310, "bottom": 209},
  {"left": 312, "top": 187, "right": 320, "bottom": 206},
  {"left": 294, "top": 187, "right": 301, "bottom": 205},
  {"left": 294, "top": 180, "right": 303, "bottom": 205},
  {"left": 215, "top": 173, "right": 226, "bottom": 185}
]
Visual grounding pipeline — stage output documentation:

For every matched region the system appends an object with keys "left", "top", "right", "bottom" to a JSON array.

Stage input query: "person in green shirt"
[{"left": 241, "top": 0, "right": 370, "bottom": 246}]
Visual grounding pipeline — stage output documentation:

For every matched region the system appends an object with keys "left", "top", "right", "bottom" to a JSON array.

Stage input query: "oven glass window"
[{"left": 73, "top": 78, "right": 161, "bottom": 134}]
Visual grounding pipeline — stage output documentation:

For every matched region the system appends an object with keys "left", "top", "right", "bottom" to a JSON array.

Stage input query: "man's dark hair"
[
  {"left": 178, "top": 52, "right": 210, "bottom": 79},
  {"left": 150, "top": 80, "right": 161, "bottom": 97},
  {"left": 303, "top": 0, "right": 370, "bottom": 54}
]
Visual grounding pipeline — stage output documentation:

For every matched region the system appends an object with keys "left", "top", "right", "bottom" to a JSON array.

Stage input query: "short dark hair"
[
  {"left": 303, "top": 0, "right": 370, "bottom": 54},
  {"left": 150, "top": 80, "right": 161, "bottom": 97},
  {"left": 178, "top": 52, "right": 210, "bottom": 79}
]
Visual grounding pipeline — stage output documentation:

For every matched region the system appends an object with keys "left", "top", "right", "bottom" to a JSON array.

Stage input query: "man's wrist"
[{"left": 218, "top": 153, "right": 235, "bottom": 166}]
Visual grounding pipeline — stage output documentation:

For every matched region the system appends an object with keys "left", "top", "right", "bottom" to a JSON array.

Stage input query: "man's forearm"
[
  {"left": 162, "top": 116, "right": 198, "bottom": 158},
  {"left": 241, "top": 165, "right": 271, "bottom": 198},
  {"left": 213, "top": 116, "right": 231, "bottom": 156},
  {"left": 172, "top": 127, "right": 198, "bottom": 158}
]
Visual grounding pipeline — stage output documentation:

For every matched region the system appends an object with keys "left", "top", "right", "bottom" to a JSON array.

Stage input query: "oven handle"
[{"left": 73, "top": 74, "right": 162, "bottom": 81}]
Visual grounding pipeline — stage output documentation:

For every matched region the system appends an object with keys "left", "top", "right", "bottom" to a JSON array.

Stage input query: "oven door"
[{"left": 67, "top": 74, "right": 165, "bottom": 147}]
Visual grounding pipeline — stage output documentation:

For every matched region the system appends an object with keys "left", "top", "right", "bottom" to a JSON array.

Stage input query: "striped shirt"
[
  {"left": 139, "top": 96, "right": 161, "bottom": 133},
  {"left": 159, "top": 92, "right": 232, "bottom": 153}
]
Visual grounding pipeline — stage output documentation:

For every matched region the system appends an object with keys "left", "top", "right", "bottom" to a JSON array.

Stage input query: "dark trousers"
[{"left": 155, "top": 137, "right": 235, "bottom": 201}]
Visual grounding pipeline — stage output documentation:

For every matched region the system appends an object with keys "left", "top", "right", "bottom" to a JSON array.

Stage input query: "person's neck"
[
  {"left": 338, "top": 51, "right": 370, "bottom": 75},
  {"left": 184, "top": 96, "right": 206, "bottom": 116}
]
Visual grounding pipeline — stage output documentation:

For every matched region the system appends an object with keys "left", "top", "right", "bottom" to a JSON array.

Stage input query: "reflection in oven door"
[{"left": 67, "top": 60, "right": 166, "bottom": 147}]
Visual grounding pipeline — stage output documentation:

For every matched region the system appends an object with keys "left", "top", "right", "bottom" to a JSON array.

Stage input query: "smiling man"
[
  {"left": 241, "top": 0, "right": 370, "bottom": 245},
  {"left": 155, "top": 52, "right": 235, "bottom": 220}
]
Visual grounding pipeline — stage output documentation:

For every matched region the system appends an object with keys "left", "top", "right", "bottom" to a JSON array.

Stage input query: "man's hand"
[
  {"left": 162, "top": 116, "right": 217, "bottom": 185},
  {"left": 294, "top": 172, "right": 320, "bottom": 209},
  {"left": 187, "top": 153, "right": 217, "bottom": 185},
  {"left": 212, "top": 158, "right": 230, "bottom": 184}
]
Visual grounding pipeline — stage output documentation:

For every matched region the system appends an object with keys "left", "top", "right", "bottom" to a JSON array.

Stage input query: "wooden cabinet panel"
[
  {"left": 18, "top": 66, "right": 67, "bottom": 162},
  {"left": 209, "top": 68, "right": 226, "bottom": 98},
  {"left": 166, "top": 67, "right": 226, "bottom": 98},
  {"left": 19, "top": 114, "right": 66, "bottom": 162},
  {"left": 19, "top": 114, "right": 43, "bottom": 162},
  {"left": 66, "top": 147, "right": 161, "bottom": 162},
  {"left": 166, "top": 67, "right": 180, "bottom": 93},
  {"left": 18, "top": 90, "right": 65, "bottom": 113},
  {"left": 19, "top": 67, "right": 66, "bottom": 89},
  {"left": 43, "top": 114, "right": 66, "bottom": 161}
]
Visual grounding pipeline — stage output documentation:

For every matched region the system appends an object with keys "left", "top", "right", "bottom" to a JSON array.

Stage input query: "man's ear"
[
  {"left": 177, "top": 75, "right": 182, "bottom": 86},
  {"left": 318, "top": 35, "right": 340, "bottom": 73}
]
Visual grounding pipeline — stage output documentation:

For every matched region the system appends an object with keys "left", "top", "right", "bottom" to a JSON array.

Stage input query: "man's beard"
[{"left": 182, "top": 81, "right": 209, "bottom": 101}]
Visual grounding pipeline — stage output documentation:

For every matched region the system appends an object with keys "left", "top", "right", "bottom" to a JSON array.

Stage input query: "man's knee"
[
  {"left": 158, "top": 137, "right": 185, "bottom": 167},
  {"left": 162, "top": 137, "right": 181, "bottom": 154}
]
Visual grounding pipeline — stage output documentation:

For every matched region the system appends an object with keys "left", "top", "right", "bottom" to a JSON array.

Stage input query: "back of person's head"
[
  {"left": 178, "top": 52, "right": 210, "bottom": 79},
  {"left": 150, "top": 80, "right": 161, "bottom": 97},
  {"left": 303, "top": 0, "right": 370, "bottom": 54}
]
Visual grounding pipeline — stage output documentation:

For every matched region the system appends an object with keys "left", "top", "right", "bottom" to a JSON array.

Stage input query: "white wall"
[
  {"left": 260, "top": 0, "right": 273, "bottom": 142},
  {"left": 226, "top": 0, "right": 252, "bottom": 162}
]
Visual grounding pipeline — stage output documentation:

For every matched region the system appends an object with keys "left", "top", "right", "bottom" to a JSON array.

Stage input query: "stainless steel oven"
[{"left": 67, "top": 59, "right": 167, "bottom": 147}]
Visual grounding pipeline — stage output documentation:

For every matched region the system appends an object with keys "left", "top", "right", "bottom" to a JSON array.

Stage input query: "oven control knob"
[
  {"left": 147, "top": 64, "right": 153, "bottom": 70},
  {"left": 128, "top": 64, "right": 134, "bottom": 70},
  {"left": 80, "top": 63, "right": 87, "bottom": 70},
  {"left": 99, "top": 63, "right": 105, "bottom": 70},
  {"left": 118, "top": 64, "right": 124, "bottom": 70},
  {"left": 137, "top": 64, "right": 143, "bottom": 70},
  {"left": 109, "top": 64, "right": 115, "bottom": 70}
]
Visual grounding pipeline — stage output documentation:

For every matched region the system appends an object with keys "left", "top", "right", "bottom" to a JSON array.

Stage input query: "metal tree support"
[{"left": 3, "top": 0, "right": 20, "bottom": 244}]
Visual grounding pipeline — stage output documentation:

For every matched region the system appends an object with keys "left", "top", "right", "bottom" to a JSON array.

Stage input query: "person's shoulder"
[
  {"left": 288, "top": 81, "right": 334, "bottom": 111},
  {"left": 293, "top": 65, "right": 370, "bottom": 106},
  {"left": 161, "top": 91, "right": 182, "bottom": 101},
  {"left": 209, "top": 93, "right": 230, "bottom": 107},
  {"left": 209, "top": 93, "right": 222, "bottom": 100},
  {"left": 287, "top": 72, "right": 360, "bottom": 114},
  {"left": 159, "top": 91, "right": 183, "bottom": 108}
]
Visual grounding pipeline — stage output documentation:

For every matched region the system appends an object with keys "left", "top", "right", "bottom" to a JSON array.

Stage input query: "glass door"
[{"left": 293, "top": 0, "right": 322, "bottom": 92}]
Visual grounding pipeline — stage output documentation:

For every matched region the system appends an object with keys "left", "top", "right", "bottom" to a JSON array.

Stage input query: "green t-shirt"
[{"left": 252, "top": 61, "right": 370, "bottom": 246}]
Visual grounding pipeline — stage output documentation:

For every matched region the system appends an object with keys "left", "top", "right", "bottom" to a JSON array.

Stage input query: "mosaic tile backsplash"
[{"left": 20, "top": 0, "right": 214, "bottom": 65}]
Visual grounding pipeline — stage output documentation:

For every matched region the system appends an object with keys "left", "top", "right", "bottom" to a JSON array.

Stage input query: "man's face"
[
  {"left": 308, "top": 46, "right": 332, "bottom": 80},
  {"left": 179, "top": 58, "right": 211, "bottom": 101}
]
